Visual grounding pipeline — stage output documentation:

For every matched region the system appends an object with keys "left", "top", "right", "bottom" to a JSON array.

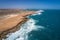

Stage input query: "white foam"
[
  {"left": 5, "top": 10, "right": 44, "bottom": 40},
  {"left": 32, "top": 10, "right": 44, "bottom": 16}
]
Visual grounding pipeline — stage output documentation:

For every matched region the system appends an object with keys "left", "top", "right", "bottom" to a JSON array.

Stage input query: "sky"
[{"left": 0, "top": 0, "right": 60, "bottom": 9}]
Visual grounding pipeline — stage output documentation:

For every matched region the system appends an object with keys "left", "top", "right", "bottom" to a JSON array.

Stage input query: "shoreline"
[
  {"left": 0, "top": 10, "right": 36, "bottom": 39},
  {"left": 0, "top": 17, "right": 28, "bottom": 39}
]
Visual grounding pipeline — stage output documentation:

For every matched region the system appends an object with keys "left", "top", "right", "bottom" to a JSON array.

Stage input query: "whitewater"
[{"left": 4, "top": 10, "right": 44, "bottom": 40}]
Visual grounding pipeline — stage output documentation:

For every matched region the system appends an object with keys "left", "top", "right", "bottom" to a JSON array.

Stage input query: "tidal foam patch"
[
  {"left": 5, "top": 10, "right": 44, "bottom": 40},
  {"left": 6, "top": 18, "right": 44, "bottom": 40}
]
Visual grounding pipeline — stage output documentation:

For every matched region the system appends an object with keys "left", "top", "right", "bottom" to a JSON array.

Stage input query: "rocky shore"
[{"left": 0, "top": 9, "right": 36, "bottom": 40}]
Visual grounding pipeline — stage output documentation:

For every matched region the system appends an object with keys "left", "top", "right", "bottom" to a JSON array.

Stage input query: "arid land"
[{"left": 0, "top": 9, "right": 36, "bottom": 39}]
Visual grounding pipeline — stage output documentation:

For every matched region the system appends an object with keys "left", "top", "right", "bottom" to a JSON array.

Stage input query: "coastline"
[
  {"left": 0, "top": 17, "right": 28, "bottom": 39},
  {"left": 0, "top": 9, "right": 36, "bottom": 39}
]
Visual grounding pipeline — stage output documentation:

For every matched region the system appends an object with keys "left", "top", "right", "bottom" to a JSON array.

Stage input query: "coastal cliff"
[{"left": 0, "top": 9, "right": 35, "bottom": 40}]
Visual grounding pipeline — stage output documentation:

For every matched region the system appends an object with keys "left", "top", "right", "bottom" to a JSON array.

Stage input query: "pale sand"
[
  {"left": 0, "top": 11, "right": 35, "bottom": 32},
  {"left": 0, "top": 11, "right": 36, "bottom": 39}
]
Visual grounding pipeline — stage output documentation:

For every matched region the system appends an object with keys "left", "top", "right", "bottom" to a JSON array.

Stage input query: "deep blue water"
[{"left": 28, "top": 10, "right": 60, "bottom": 40}]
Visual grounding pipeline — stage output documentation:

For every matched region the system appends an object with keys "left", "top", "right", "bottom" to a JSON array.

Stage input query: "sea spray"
[
  {"left": 6, "top": 18, "right": 44, "bottom": 40},
  {"left": 32, "top": 10, "right": 44, "bottom": 16},
  {"left": 5, "top": 10, "right": 44, "bottom": 40}
]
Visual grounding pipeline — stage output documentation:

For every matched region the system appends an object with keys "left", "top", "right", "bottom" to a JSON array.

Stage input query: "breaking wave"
[
  {"left": 5, "top": 10, "right": 44, "bottom": 40},
  {"left": 32, "top": 10, "right": 44, "bottom": 16}
]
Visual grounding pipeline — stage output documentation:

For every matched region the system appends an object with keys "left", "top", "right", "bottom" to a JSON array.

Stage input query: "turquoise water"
[
  {"left": 6, "top": 10, "right": 60, "bottom": 40},
  {"left": 28, "top": 10, "right": 60, "bottom": 40}
]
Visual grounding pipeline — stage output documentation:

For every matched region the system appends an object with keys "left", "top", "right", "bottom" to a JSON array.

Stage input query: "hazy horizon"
[{"left": 0, "top": 0, "right": 60, "bottom": 9}]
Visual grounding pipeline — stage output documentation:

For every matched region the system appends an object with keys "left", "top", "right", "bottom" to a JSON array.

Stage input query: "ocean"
[{"left": 5, "top": 10, "right": 60, "bottom": 40}]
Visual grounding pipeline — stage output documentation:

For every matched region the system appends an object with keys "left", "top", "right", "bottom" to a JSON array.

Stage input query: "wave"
[
  {"left": 5, "top": 10, "right": 44, "bottom": 40},
  {"left": 32, "top": 10, "right": 44, "bottom": 16}
]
